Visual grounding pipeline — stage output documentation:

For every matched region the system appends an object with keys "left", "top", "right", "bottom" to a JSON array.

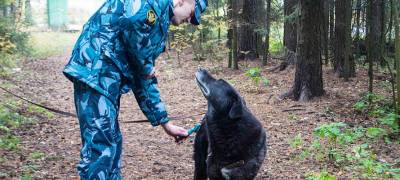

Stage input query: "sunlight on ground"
[{"left": 29, "top": 31, "right": 79, "bottom": 59}]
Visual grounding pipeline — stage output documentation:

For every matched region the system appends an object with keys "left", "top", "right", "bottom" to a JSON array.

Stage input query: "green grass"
[
  {"left": 0, "top": 104, "right": 35, "bottom": 129},
  {"left": 29, "top": 31, "right": 79, "bottom": 59},
  {"left": 0, "top": 172, "right": 8, "bottom": 178},
  {"left": 0, "top": 53, "right": 22, "bottom": 77},
  {"left": 30, "top": 151, "right": 45, "bottom": 160},
  {"left": 0, "top": 103, "right": 36, "bottom": 151},
  {"left": 0, "top": 135, "right": 20, "bottom": 151},
  {"left": 27, "top": 105, "right": 55, "bottom": 119},
  {"left": 0, "top": 157, "right": 6, "bottom": 164},
  {"left": 22, "top": 162, "right": 39, "bottom": 178},
  {"left": 306, "top": 170, "right": 336, "bottom": 180},
  {"left": 1, "top": 31, "right": 79, "bottom": 76},
  {"left": 291, "top": 93, "right": 400, "bottom": 178}
]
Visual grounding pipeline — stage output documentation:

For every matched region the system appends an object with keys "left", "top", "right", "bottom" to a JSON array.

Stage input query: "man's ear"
[{"left": 228, "top": 101, "right": 243, "bottom": 119}]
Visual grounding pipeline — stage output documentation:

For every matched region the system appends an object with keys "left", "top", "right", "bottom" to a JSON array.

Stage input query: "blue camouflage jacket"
[{"left": 63, "top": 0, "right": 173, "bottom": 126}]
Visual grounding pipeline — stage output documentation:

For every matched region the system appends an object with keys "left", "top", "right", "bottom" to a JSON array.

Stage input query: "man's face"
[{"left": 171, "top": 0, "right": 195, "bottom": 25}]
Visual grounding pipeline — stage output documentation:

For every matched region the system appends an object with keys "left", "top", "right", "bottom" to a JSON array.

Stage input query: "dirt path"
[{"left": 1, "top": 52, "right": 395, "bottom": 179}]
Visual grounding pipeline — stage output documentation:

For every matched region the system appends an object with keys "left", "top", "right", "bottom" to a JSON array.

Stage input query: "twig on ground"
[{"left": 282, "top": 108, "right": 306, "bottom": 112}]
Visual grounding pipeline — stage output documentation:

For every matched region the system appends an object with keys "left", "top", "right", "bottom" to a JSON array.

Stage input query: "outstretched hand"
[{"left": 161, "top": 122, "right": 189, "bottom": 144}]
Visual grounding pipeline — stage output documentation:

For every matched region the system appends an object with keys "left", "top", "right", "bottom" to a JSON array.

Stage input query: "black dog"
[{"left": 193, "top": 68, "right": 267, "bottom": 180}]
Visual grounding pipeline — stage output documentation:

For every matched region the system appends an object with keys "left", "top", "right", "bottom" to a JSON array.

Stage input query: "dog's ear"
[{"left": 229, "top": 100, "right": 243, "bottom": 119}]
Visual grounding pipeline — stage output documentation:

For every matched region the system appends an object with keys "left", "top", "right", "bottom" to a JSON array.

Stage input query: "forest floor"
[{"left": 0, "top": 51, "right": 399, "bottom": 179}]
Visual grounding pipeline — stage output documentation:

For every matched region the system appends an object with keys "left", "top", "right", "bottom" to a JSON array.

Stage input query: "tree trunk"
[
  {"left": 25, "top": 0, "right": 33, "bottom": 25},
  {"left": 387, "top": 0, "right": 394, "bottom": 59},
  {"left": 329, "top": 0, "right": 335, "bottom": 60},
  {"left": 291, "top": 0, "right": 324, "bottom": 102},
  {"left": 278, "top": 0, "right": 298, "bottom": 70},
  {"left": 334, "top": 0, "right": 354, "bottom": 80},
  {"left": 394, "top": 0, "right": 399, "bottom": 116},
  {"left": 227, "top": 0, "right": 233, "bottom": 68},
  {"left": 216, "top": 0, "right": 220, "bottom": 40},
  {"left": 390, "top": 0, "right": 396, "bottom": 69},
  {"left": 232, "top": 0, "right": 239, "bottom": 69},
  {"left": 284, "top": 0, "right": 298, "bottom": 53},
  {"left": 255, "top": 0, "right": 265, "bottom": 59},
  {"left": 233, "top": 26, "right": 239, "bottom": 70},
  {"left": 239, "top": 0, "right": 258, "bottom": 60},
  {"left": 355, "top": 0, "right": 362, "bottom": 60},
  {"left": 366, "top": 0, "right": 383, "bottom": 93},
  {"left": 262, "top": 0, "right": 272, "bottom": 66},
  {"left": 322, "top": 0, "right": 329, "bottom": 65},
  {"left": 10, "top": 2, "right": 15, "bottom": 21},
  {"left": 380, "top": 0, "right": 387, "bottom": 67}
]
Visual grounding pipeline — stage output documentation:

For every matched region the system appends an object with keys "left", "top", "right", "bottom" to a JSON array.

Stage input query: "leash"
[
  {"left": 0, "top": 85, "right": 205, "bottom": 124},
  {"left": 0, "top": 86, "right": 77, "bottom": 117},
  {"left": 1, "top": 83, "right": 205, "bottom": 141},
  {"left": 176, "top": 116, "right": 205, "bottom": 141},
  {"left": 122, "top": 112, "right": 205, "bottom": 123}
]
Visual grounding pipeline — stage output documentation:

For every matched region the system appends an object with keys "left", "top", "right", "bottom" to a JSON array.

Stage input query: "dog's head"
[{"left": 195, "top": 68, "right": 245, "bottom": 120}]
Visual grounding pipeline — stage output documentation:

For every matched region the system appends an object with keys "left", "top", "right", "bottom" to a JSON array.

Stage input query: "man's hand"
[
  {"left": 144, "top": 69, "right": 156, "bottom": 79},
  {"left": 161, "top": 121, "right": 189, "bottom": 144},
  {"left": 144, "top": 67, "right": 159, "bottom": 79}
]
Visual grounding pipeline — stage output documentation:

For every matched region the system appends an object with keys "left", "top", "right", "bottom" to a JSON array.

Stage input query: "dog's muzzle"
[{"left": 195, "top": 68, "right": 211, "bottom": 97}]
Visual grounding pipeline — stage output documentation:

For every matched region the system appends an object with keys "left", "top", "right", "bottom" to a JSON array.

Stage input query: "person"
[{"left": 62, "top": 0, "right": 207, "bottom": 178}]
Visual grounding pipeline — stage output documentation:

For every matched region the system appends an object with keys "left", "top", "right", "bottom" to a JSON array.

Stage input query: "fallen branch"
[
  {"left": 289, "top": 104, "right": 303, "bottom": 108},
  {"left": 122, "top": 112, "right": 205, "bottom": 124},
  {"left": 282, "top": 108, "right": 306, "bottom": 112},
  {"left": 266, "top": 94, "right": 273, "bottom": 104}
]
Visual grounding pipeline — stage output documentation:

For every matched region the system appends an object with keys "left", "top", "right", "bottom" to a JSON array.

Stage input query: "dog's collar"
[{"left": 225, "top": 160, "right": 245, "bottom": 169}]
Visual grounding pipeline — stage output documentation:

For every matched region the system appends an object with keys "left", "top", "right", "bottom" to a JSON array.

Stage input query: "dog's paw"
[{"left": 221, "top": 167, "right": 231, "bottom": 180}]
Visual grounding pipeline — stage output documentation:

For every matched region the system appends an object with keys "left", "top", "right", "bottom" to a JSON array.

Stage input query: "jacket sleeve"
[
  {"left": 120, "top": 0, "right": 169, "bottom": 126},
  {"left": 132, "top": 76, "right": 169, "bottom": 126}
]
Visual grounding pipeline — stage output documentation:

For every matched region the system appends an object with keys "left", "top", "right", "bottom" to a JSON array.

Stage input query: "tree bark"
[
  {"left": 355, "top": 0, "right": 362, "bottom": 60},
  {"left": 329, "top": 0, "right": 335, "bottom": 52},
  {"left": 278, "top": 0, "right": 298, "bottom": 70},
  {"left": 239, "top": 0, "right": 258, "bottom": 60},
  {"left": 255, "top": 0, "right": 265, "bottom": 59},
  {"left": 334, "top": 0, "right": 355, "bottom": 80},
  {"left": 216, "top": 0, "right": 220, "bottom": 40},
  {"left": 291, "top": 0, "right": 324, "bottom": 102},
  {"left": 232, "top": 0, "right": 239, "bottom": 69},
  {"left": 322, "top": 0, "right": 329, "bottom": 65},
  {"left": 227, "top": 0, "right": 233, "bottom": 68},
  {"left": 284, "top": 0, "right": 298, "bottom": 53},
  {"left": 380, "top": 0, "right": 386, "bottom": 66},
  {"left": 262, "top": 0, "right": 272, "bottom": 66},
  {"left": 394, "top": 0, "right": 400, "bottom": 116},
  {"left": 366, "top": 0, "right": 383, "bottom": 93},
  {"left": 25, "top": 0, "right": 33, "bottom": 25}
]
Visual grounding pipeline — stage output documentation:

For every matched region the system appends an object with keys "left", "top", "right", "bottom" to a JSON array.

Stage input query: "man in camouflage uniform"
[{"left": 63, "top": 0, "right": 207, "bottom": 179}]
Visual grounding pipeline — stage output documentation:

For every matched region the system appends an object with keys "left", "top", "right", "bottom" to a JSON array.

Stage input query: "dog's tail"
[{"left": 193, "top": 121, "right": 208, "bottom": 180}]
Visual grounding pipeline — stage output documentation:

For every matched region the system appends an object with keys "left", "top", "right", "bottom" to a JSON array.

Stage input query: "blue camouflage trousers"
[
  {"left": 73, "top": 80, "right": 123, "bottom": 180},
  {"left": 71, "top": 53, "right": 169, "bottom": 179}
]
